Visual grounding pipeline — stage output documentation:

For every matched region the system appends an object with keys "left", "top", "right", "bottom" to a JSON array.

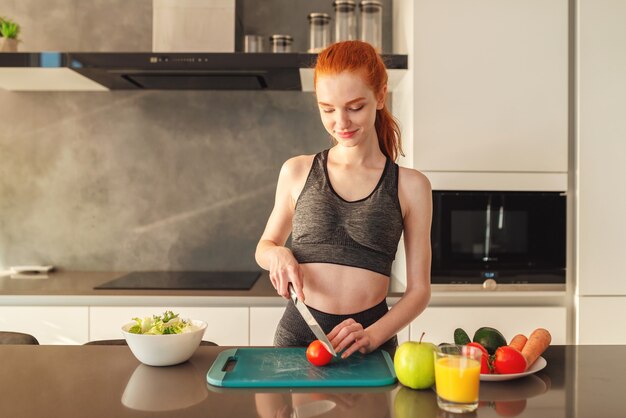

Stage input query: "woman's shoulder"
[
  {"left": 279, "top": 154, "right": 317, "bottom": 182},
  {"left": 398, "top": 166, "right": 432, "bottom": 194},
  {"left": 397, "top": 167, "right": 432, "bottom": 217}
]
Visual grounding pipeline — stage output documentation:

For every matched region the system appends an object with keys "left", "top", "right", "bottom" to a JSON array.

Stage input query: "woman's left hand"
[{"left": 327, "top": 318, "right": 374, "bottom": 359}]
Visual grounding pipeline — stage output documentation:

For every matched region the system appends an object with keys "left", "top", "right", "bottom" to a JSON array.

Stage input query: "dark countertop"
[
  {"left": 0, "top": 270, "right": 306, "bottom": 306},
  {"left": 0, "top": 270, "right": 418, "bottom": 298},
  {"left": 0, "top": 344, "right": 621, "bottom": 418},
  {"left": 0, "top": 271, "right": 278, "bottom": 297}
]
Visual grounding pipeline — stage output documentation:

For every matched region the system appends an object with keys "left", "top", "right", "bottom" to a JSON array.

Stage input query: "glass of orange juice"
[{"left": 434, "top": 344, "right": 482, "bottom": 413}]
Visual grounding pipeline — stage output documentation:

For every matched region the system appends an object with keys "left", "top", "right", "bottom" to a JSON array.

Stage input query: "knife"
[{"left": 288, "top": 283, "right": 338, "bottom": 357}]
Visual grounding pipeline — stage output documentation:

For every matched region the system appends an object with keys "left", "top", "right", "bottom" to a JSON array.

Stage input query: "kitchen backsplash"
[
  {"left": 0, "top": 0, "right": 393, "bottom": 271},
  {"left": 0, "top": 90, "right": 326, "bottom": 271}
]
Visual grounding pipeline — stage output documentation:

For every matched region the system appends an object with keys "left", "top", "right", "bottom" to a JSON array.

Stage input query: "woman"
[{"left": 255, "top": 40, "right": 431, "bottom": 358}]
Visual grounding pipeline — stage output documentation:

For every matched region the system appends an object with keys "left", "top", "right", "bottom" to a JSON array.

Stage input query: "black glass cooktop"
[{"left": 94, "top": 271, "right": 261, "bottom": 290}]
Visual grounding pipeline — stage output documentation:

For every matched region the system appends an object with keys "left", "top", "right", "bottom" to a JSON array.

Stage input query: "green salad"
[{"left": 128, "top": 310, "right": 194, "bottom": 335}]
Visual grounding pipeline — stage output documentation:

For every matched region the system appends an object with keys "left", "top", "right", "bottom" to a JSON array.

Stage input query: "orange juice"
[{"left": 434, "top": 356, "right": 481, "bottom": 403}]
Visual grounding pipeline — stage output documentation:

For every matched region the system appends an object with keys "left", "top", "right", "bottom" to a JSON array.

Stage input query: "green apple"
[{"left": 393, "top": 332, "right": 436, "bottom": 390}]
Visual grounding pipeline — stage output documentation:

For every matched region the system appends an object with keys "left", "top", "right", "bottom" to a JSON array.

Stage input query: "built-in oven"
[{"left": 431, "top": 191, "right": 566, "bottom": 289}]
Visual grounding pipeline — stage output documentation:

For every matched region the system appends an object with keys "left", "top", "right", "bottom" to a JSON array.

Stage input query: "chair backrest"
[{"left": 0, "top": 331, "right": 40, "bottom": 345}]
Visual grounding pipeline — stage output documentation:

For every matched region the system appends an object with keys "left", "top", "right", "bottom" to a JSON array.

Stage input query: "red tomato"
[
  {"left": 466, "top": 342, "right": 489, "bottom": 357},
  {"left": 306, "top": 340, "right": 333, "bottom": 367},
  {"left": 465, "top": 342, "right": 490, "bottom": 374},
  {"left": 493, "top": 346, "right": 527, "bottom": 374}
]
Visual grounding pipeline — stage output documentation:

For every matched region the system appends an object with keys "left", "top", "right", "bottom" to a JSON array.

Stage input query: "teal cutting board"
[{"left": 206, "top": 348, "right": 397, "bottom": 388}]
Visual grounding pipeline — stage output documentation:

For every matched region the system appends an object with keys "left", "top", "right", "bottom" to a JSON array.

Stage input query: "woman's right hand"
[{"left": 268, "top": 247, "right": 305, "bottom": 302}]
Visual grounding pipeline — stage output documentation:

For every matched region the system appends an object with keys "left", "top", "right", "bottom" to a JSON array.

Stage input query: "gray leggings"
[{"left": 273, "top": 298, "right": 398, "bottom": 357}]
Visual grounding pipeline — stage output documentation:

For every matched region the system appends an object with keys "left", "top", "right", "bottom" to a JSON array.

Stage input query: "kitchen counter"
[
  {"left": 0, "top": 271, "right": 566, "bottom": 307},
  {"left": 0, "top": 344, "right": 621, "bottom": 418},
  {"left": 0, "top": 271, "right": 570, "bottom": 346}
]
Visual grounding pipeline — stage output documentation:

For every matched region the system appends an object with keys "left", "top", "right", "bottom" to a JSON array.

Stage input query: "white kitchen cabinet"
[
  {"left": 577, "top": 297, "right": 626, "bottom": 344},
  {"left": 0, "top": 306, "right": 88, "bottom": 344},
  {"left": 391, "top": 237, "right": 406, "bottom": 287},
  {"left": 249, "top": 306, "right": 285, "bottom": 346},
  {"left": 411, "top": 0, "right": 568, "bottom": 175},
  {"left": 577, "top": 0, "right": 626, "bottom": 297},
  {"left": 575, "top": 0, "right": 626, "bottom": 344},
  {"left": 410, "top": 307, "right": 567, "bottom": 346},
  {"left": 396, "top": 325, "right": 410, "bottom": 345},
  {"left": 89, "top": 306, "right": 249, "bottom": 346}
]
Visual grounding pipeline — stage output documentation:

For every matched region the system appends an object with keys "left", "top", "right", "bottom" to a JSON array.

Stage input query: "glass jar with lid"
[
  {"left": 359, "top": 0, "right": 383, "bottom": 53},
  {"left": 307, "top": 13, "right": 331, "bottom": 53},
  {"left": 333, "top": 0, "right": 357, "bottom": 42},
  {"left": 244, "top": 35, "right": 264, "bottom": 53},
  {"left": 270, "top": 34, "right": 293, "bottom": 53}
]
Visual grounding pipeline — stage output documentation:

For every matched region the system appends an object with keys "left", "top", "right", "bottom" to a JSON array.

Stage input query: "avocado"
[
  {"left": 453, "top": 328, "right": 471, "bottom": 345},
  {"left": 472, "top": 327, "right": 507, "bottom": 355}
]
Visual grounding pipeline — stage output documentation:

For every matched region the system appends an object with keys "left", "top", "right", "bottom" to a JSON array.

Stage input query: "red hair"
[{"left": 314, "top": 41, "right": 404, "bottom": 161}]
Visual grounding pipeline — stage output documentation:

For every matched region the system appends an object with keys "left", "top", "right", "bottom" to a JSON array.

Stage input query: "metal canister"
[
  {"left": 270, "top": 34, "right": 294, "bottom": 53},
  {"left": 308, "top": 13, "right": 331, "bottom": 53},
  {"left": 244, "top": 35, "right": 264, "bottom": 53},
  {"left": 333, "top": 0, "right": 357, "bottom": 42},
  {"left": 359, "top": 0, "right": 383, "bottom": 53}
]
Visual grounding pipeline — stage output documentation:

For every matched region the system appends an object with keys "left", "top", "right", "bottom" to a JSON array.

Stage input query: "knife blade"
[{"left": 288, "top": 283, "right": 338, "bottom": 357}]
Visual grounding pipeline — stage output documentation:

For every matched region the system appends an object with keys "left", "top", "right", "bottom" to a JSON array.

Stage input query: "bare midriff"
[{"left": 299, "top": 263, "right": 390, "bottom": 315}]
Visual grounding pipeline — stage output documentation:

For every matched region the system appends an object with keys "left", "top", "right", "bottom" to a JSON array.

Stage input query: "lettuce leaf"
[{"left": 127, "top": 311, "right": 193, "bottom": 335}]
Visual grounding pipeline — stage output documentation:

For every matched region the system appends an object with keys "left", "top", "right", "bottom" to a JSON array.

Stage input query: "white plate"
[{"left": 480, "top": 356, "right": 547, "bottom": 382}]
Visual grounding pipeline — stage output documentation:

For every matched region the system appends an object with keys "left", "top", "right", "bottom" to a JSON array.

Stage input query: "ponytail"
[{"left": 376, "top": 103, "right": 403, "bottom": 162}]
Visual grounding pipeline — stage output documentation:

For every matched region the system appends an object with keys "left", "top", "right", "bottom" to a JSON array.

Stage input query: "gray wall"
[{"left": 0, "top": 0, "right": 393, "bottom": 272}]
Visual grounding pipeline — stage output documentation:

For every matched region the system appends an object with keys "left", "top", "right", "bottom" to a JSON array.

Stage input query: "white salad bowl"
[{"left": 121, "top": 320, "right": 208, "bottom": 366}]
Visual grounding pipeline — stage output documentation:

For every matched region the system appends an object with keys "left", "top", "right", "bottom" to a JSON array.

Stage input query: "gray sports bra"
[{"left": 291, "top": 149, "right": 404, "bottom": 277}]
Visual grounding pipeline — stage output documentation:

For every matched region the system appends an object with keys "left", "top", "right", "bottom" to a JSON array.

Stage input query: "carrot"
[
  {"left": 509, "top": 334, "right": 528, "bottom": 352},
  {"left": 521, "top": 328, "right": 551, "bottom": 370}
]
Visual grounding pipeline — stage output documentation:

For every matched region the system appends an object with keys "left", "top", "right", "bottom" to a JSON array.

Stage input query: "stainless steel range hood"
[{"left": 0, "top": 52, "right": 408, "bottom": 92}]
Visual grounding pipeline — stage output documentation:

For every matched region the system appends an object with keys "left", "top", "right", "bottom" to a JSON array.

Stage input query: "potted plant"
[{"left": 0, "top": 16, "right": 21, "bottom": 52}]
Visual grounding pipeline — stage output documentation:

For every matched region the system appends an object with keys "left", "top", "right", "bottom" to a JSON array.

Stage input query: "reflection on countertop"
[
  {"left": 0, "top": 344, "right": 588, "bottom": 418},
  {"left": 255, "top": 391, "right": 393, "bottom": 418},
  {"left": 122, "top": 362, "right": 208, "bottom": 411}
]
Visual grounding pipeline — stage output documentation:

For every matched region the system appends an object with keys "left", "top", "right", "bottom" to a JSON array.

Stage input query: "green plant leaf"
[{"left": 0, "top": 18, "right": 20, "bottom": 39}]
